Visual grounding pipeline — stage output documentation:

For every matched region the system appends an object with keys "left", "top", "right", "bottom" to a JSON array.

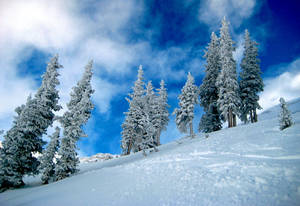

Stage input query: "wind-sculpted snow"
[{"left": 0, "top": 99, "right": 300, "bottom": 205}]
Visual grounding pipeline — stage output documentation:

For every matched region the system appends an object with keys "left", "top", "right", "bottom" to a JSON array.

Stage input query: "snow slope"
[{"left": 1, "top": 98, "right": 300, "bottom": 206}]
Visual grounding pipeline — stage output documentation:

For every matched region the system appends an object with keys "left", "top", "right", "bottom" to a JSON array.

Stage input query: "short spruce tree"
[
  {"left": 279, "top": 97, "right": 293, "bottom": 130},
  {"left": 39, "top": 127, "right": 60, "bottom": 184},
  {"left": 174, "top": 72, "right": 198, "bottom": 137}
]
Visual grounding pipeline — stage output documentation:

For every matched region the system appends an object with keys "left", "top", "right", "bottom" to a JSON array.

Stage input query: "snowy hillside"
[{"left": 1, "top": 98, "right": 300, "bottom": 206}]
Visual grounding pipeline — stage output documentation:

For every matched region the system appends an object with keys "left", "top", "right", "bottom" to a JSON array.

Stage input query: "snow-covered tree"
[
  {"left": 239, "top": 30, "right": 264, "bottom": 123},
  {"left": 216, "top": 17, "right": 241, "bottom": 128},
  {"left": 174, "top": 72, "right": 198, "bottom": 137},
  {"left": 279, "top": 97, "right": 293, "bottom": 130},
  {"left": 0, "top": 55, "right": 62, "bottom": 190},
  {"left": 39, "top": 127, "right": 60, "bottom": 184},
  {"left": 199, "top": 32, "right": 222, "bottom": 133},
  {"left": 55, "top": 61, "right": 94, "bottom": 181},
  {"left": 121, "top": 65, "right": 156, "bottom": 155},
  {"left": 0, "top": 102, "right": 26, "bottom": 191},
  {"left": 145, "top": 81, "right": 159, "bottom": 147},
  {"left": 121, "top": 65, "right": 145, "bottom": 155},
  {"left": 156, "top": 80, "right": 169, "bottom": 145},
  {"left": 199, "top": 103, "right": 222, "bottom": 133}
]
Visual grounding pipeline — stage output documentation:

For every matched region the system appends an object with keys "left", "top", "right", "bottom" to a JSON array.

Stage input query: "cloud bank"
[{"left": 259, "top": 58, "right": 300, "bottom": 111}]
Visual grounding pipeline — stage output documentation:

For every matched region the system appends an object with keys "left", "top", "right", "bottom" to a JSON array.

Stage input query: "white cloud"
[
  {"left": 0, "top": 0, "right": 145, "bottom": 132},
  {"left": 199, "top": 0, "right": 256, "bottom": 29},
  {"left": 259, "top": 58, "right": 300, "bottom": 112},
  {"left": 0, "top": 0, "right": 83, "bottom": 50},
  {"left": 92, "top": 78, "right": 123, "bottom": 114}
]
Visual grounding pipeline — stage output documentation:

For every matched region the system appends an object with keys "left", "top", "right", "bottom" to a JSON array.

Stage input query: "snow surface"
[{"left": 1, "top": 98, "right": 300, "bottom": 206}]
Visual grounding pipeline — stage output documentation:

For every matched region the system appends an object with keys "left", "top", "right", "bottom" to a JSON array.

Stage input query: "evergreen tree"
[
  {"left": 199, "top": 32, "right": 222, "bottom": 133},
  {"left": 0, "top": 55, "right": 62, "bottom": 190},
  {"left": 39, "top": 127, "right": 60, "bottom": 184},
  {"left": 121, "top": 65, "right": 145, "bottom": 155},
  {"left": 0, "top": 101, "right": 27, "bottom": 191},
  {"left": 121, "top": 65, "right": 155, "bottom": 155},
  {"left": 156, "top": 80, "right": 170, "bottom": 145},
  {"left": 216, "top": 17, "right": 241, "bottom": 128},
  {"left": 239, "top": 30, "right": 264, "bottom": 123},
  {"left": 173, "top": 72, "right": 198, "bottom": 137},
  {"left": 55, "top": 61, "right": 94, "bottom": 181},
  {"left": 145, "top": 81, "right": 159, "bottom": 147},
  {"left": 279, "top": 97, "right": 293, "bottom": 130},
  {"left": 199, "top": 103, "right": 222, "bottom": 133}
]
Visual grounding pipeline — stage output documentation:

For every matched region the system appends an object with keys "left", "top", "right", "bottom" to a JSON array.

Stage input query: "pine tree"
[
  {"left": 156, "top": 80, "right": 169, "bottom": 145},
  {"left": 239, "top": 30, "right": 264, "bottom": 123},
  {"left": 173, "top": 72, "right": 198, "bottom": 137},
  {"left": 55, "top": 61, "right": 94, "bottom": 181},
  {"left": 279, "top": 97, "right": 293, "bottom": 130},
  {"left": 145, "top": 81, "right": 159, "bottom": 147},
  {"left": 216, "top": 17, "right": 241, "bottom": 128},
  {"left": 0, "top": 55, "right": 62, "bottom": 190},
  {"left": 199, "top": 103, "right": 222, "bottom": 133},
  {"left": 199, "top": 32, "right": 222, "bottom": 133},
  {"left": 121, "top": 65, "right": 145, "bottom": 155},
  {"left": 0, "top": 101, "right": 27, "bottom": 191},
  {"left": 39, "top": 127, "right": 60, "bottom": 184},
  {"left": 121, "top": 65, "right": 154, "bottom": 155}
]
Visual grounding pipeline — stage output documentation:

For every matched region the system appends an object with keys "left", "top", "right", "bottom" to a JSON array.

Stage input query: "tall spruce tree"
[
  {"left": 39, "top": 127, "right": 60, "bottom": 184},
  {"left": 199, "top": 32, "right": 222, "bottom": 133},
  {"left": 0, "top": 55, "right": 62, "bottom": 190},
  {"left": 55, "top": 61, "right": 94, "bottom": 181},
  {"left": 121, "top": 65, "right": 154, "bottom": 155},
  {"left": 239, "top": 29, "right": 264, "bottom": 123},
  {"left": 156, "top": 80, "right": 169, "bottom": 145},
  {"left": 174, "top": 72, "right": 198, "bottom": 137},
  {"left": 279, "top": 97, "right": 293, "bottom": 130},
  {"left": 216, "top": 17, "right": 241, "bottom": 128}
]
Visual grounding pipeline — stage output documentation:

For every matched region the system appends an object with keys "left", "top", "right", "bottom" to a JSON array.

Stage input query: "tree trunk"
[
  {"left": 253, "top": 109, "right": 258, "bottom": 122},
  {"left": 233, "top": 114, "right": 237, "bottom": 127},
  {"left": 189, "top": 122, "right": 194, "bottom": 137},
  {"left": 156, "top": 129, "right": 161, "bottom": 146},
  {"left": 228, "top": 109, "right": 232, "bottom": 128},
  {"left": 250, "top": 110, "right": 254, "bottom": 123},
  {"left": 126, "top": 141, "right": 132, "bottom": 155}
]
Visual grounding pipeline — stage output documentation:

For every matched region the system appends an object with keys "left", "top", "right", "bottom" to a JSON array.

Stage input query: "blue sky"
[{"left": 0, "top": 0, "right": 300, "bottom": 156}]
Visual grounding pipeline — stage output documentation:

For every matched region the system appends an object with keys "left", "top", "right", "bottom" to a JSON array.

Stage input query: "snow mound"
[
  {"left": 80, "top": 153, "right": 120, "bottom": 163},
  {"left": 1, "top": 98, "right": 300, "bottom": 206}
]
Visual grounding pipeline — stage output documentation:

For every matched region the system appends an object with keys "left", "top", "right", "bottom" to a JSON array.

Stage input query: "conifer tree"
[
  {"left": 216, "top": 17, "right": 241, "bottom": 128},
  {"left": 39, "top": 127, "right": 60, "bottom": 184},
  {"left": 145, "top": 81, "right": 159, "bottom": 147},
  {"left": 174, "top": 72, "right": 198, "bottom": 137},
  {"left": 0, "top": 55, "right": 62, "bottom": 190},
  {"left": 121, "top": 65, "right": 152, "bottom": 155},
  {"left": 199, "top": 32, "right": 222, "bottom": 133},
  {"left": 156, "top": 80, "right": 169, "bottom": 145},
  {"left": 55, "top": 61, "right": 94, "bottom": 181},
  {"left": 279, "top": 97, "right": 293, "bottom": 130},
  {"left": 239, "top": 30, "right": 264, "bottom": 123}
]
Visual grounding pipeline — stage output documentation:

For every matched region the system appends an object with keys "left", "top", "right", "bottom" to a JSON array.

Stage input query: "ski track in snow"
[{"left": 1, "top": 99, "right": 300, "bottom": 206}]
